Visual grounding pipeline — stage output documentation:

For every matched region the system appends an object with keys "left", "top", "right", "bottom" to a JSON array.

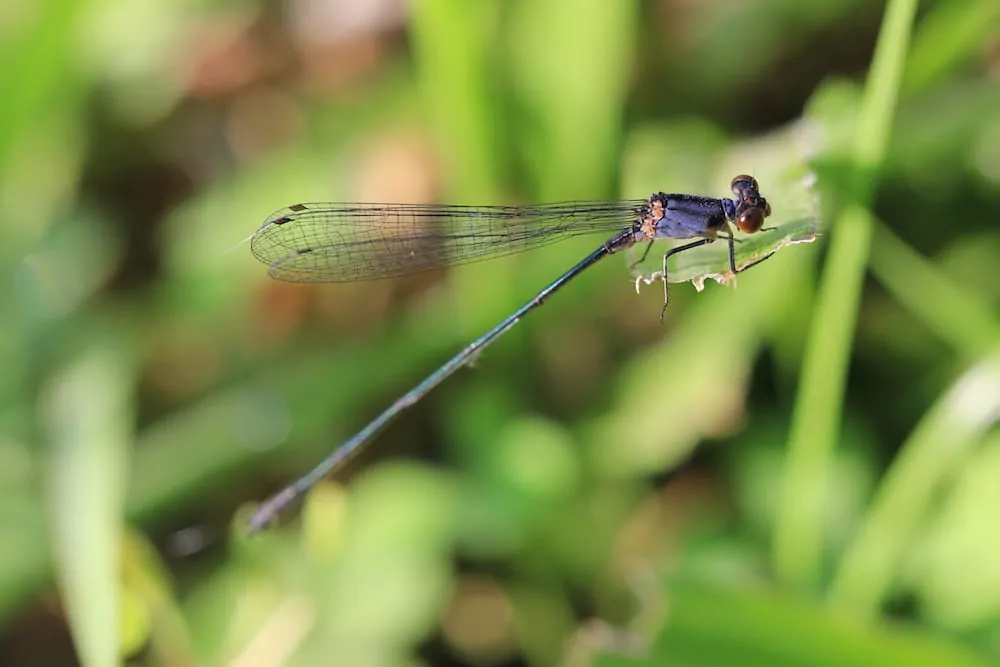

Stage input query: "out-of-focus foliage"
[{"left": 2, "top": 0, "right": 999, "bottom": 666}]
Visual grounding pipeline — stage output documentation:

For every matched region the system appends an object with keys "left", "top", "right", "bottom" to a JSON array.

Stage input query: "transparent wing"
[{"left": 250, "top": 201, "right": 645, "bottom": 282}]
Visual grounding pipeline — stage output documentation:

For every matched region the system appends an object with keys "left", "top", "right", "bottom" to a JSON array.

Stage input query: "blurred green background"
[{"left": 3, "top": 0, "right": 1000, "bottom": 665}]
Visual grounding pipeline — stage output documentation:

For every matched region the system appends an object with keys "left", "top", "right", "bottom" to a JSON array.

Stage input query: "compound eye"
[
  {"left": 731, "top": 174, "right": 757, "bottom": 194},
  {"left": 764, "top": 201, "right": 772, "bottom": 218},
  {"left": 737, "top": 207, "right": 765, "bottom": 233}
]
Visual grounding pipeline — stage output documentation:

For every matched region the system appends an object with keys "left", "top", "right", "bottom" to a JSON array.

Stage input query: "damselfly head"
[{"left": 730, "top": 174, "right": 771, "bottom": 234}]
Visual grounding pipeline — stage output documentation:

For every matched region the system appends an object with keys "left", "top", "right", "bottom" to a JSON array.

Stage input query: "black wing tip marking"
[{"left": 260, "top": 203, "right": 314, "bottom": 229}]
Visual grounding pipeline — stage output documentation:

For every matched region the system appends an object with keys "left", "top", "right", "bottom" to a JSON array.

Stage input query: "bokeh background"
[{"left": 3, "top": 0, "right": 1000, "bottom": 665}]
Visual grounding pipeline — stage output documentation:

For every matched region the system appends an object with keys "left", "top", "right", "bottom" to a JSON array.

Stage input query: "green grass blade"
[
  {"left": 829, "top": 349, "right": 1000, "bottom": 617},
  {"left": 773, "top": 0, "right": 919, "bottom": 589},
  {"left": 44, "top": 343, "right": 135, "bottom": 667},
  {"left": 589, "top": 576, "right": 996, "bottom": 667},
  {"left": 869, "top": 223, "right": 1000, "bottom": 360}
]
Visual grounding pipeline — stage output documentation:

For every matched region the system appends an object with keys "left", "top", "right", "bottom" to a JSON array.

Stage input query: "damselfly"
[{"left": 247, "top": 175, "right": 773, "bottom": 532}]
